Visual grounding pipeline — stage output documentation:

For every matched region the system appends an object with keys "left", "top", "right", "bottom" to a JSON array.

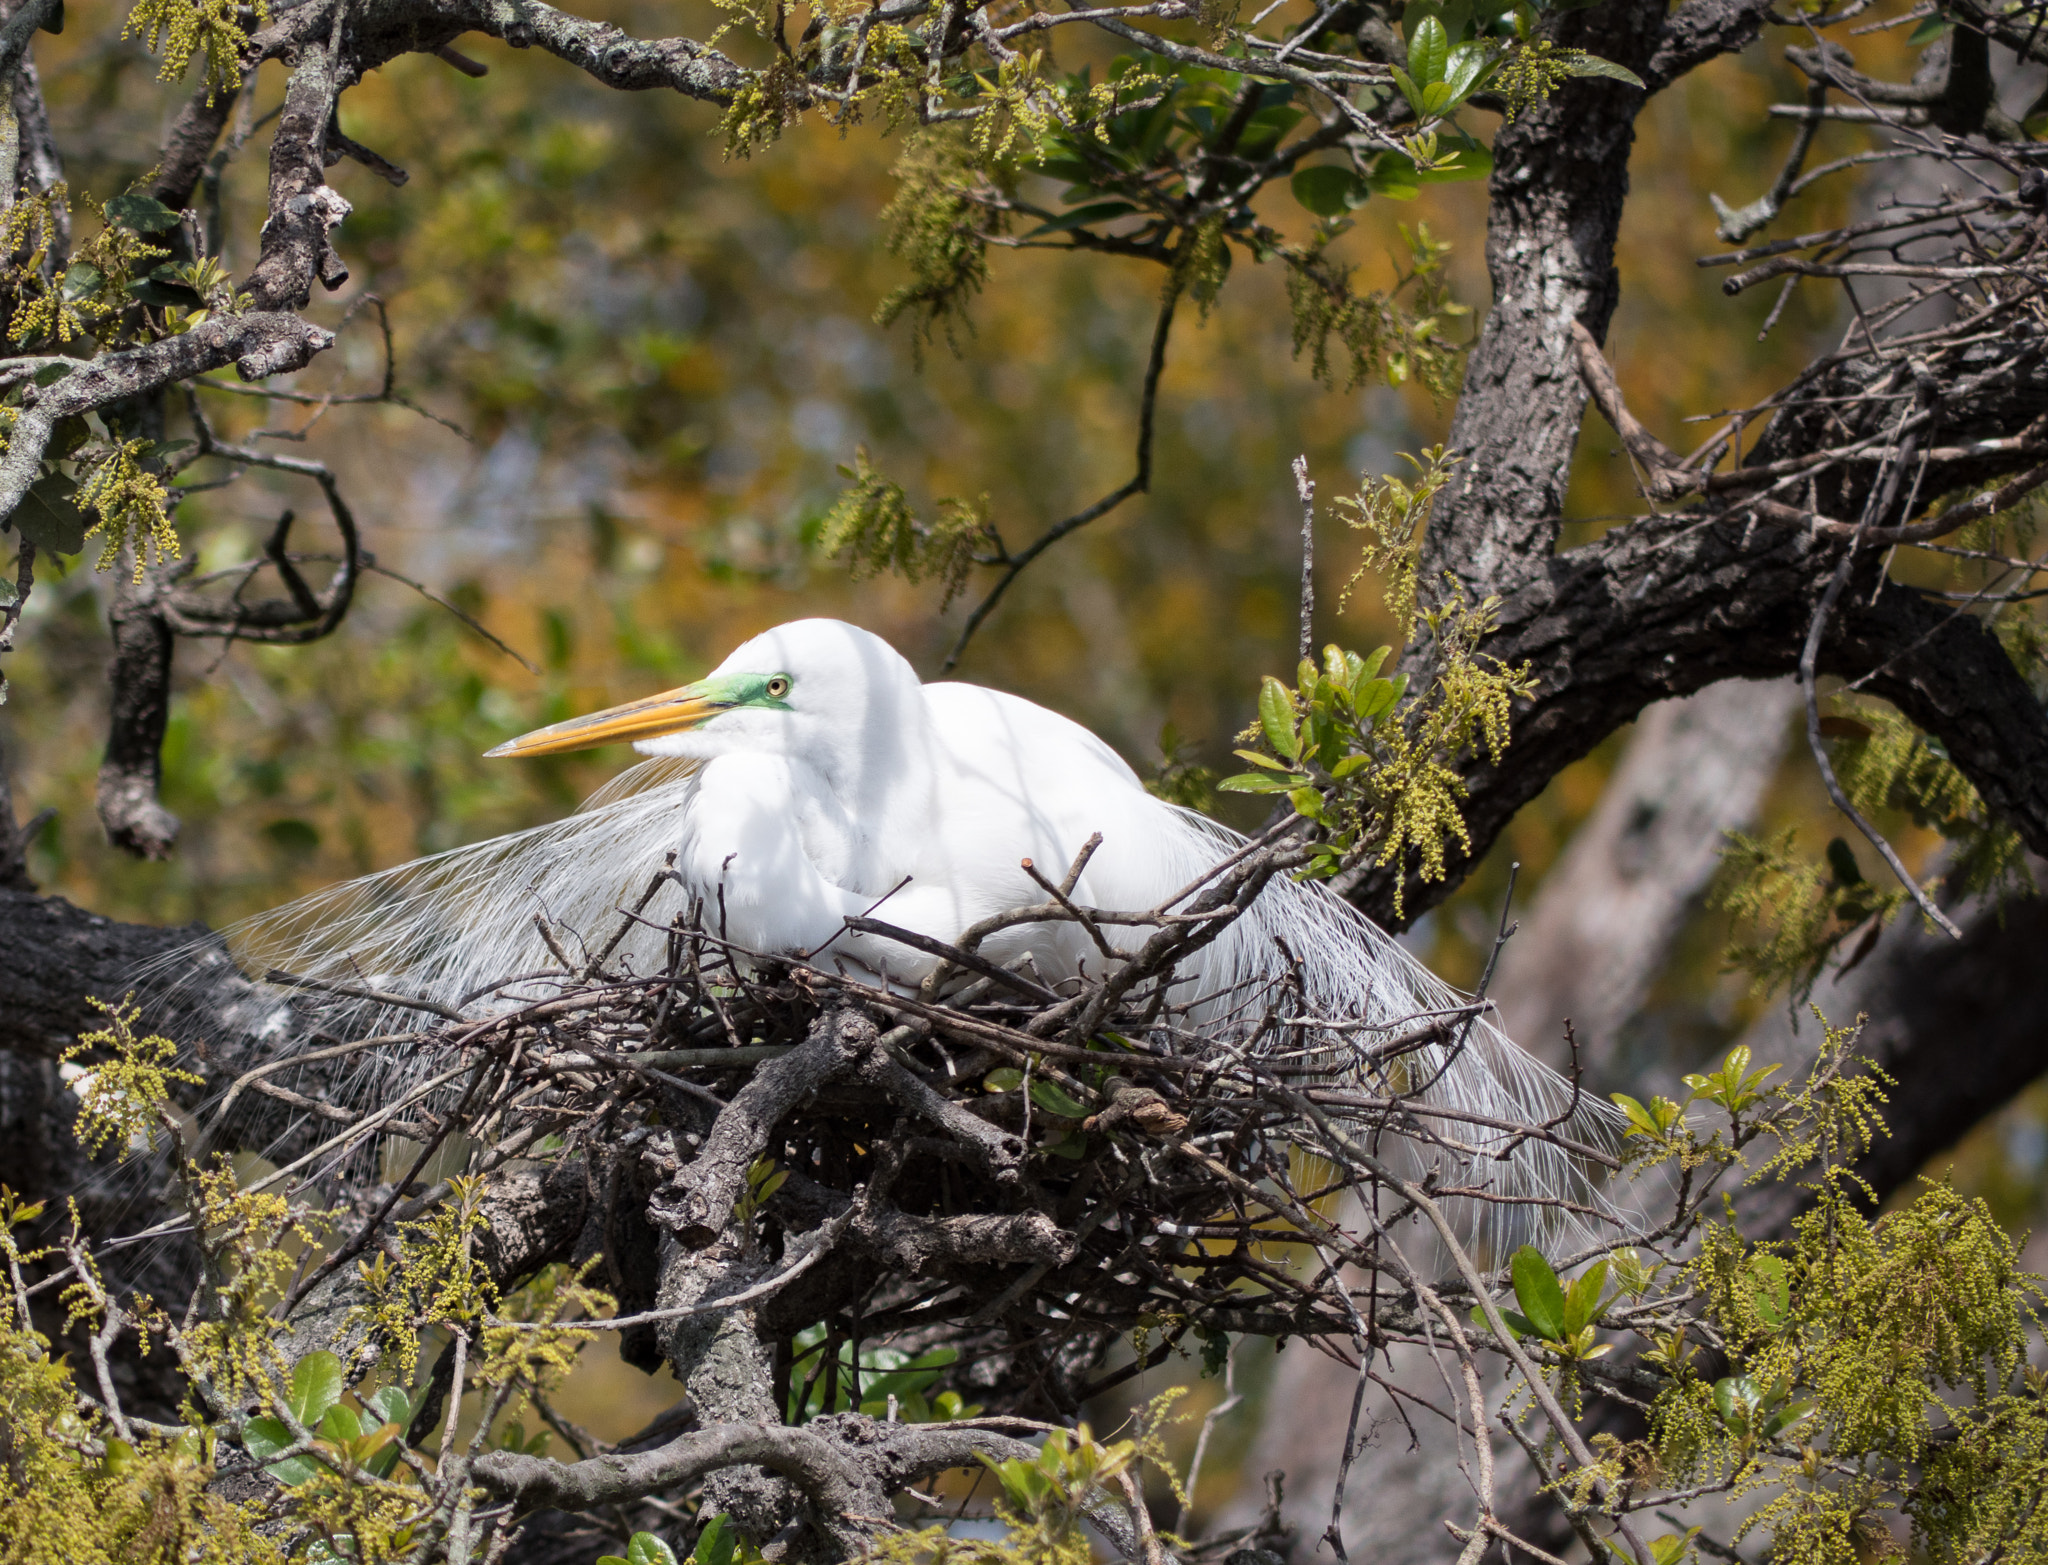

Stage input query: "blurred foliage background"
[{"left": 6, "top": 0, "right": 2045, "bottom": 1497}]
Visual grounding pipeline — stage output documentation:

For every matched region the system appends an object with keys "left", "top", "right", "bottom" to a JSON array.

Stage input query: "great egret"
[{"left": 230, "top": 618, "right": 1615, "bottom": 1225}]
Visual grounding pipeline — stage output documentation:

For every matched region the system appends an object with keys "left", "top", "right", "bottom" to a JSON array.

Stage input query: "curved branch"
[
  {"left": 159, "top": 437, "right": 361, "bottom": 646},
  {"left": 1348, "top": 509, "right": 2048, "bottom": 930},
  {"left": 942, "top": 293, "right": 1175, "bottom": 671},
  {"left": 1643, "top": 0, "right": 1778, "bottom": 92},
  {"left": 437, "top": 0, "right": 748, "bottom": 98},
  {"left": 473, "top": 1419, "right": 873, "bottom": 1515},
  {"left": 0, "top": 314, "right": 332, "bottom": 529}
]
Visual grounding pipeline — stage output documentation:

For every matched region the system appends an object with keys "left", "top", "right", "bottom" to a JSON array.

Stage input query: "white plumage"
[{"left": 227, "top": 618, "right": 1616, "bottom": 1231}]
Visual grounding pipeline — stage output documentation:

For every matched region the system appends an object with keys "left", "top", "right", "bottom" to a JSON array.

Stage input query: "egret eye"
[{"left": 766, "top": 675, "right": 792, "bottom": 699}]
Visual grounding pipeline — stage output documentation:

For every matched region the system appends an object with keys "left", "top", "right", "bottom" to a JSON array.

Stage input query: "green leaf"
[
  {"left": 1748, "top": 1255, "right": 1790, "bottom": 1329},
  {"left": 365, "top": 1424, "right": 405, "bottom": 1479},
  {"left": 1441, "top": 41, "right": 1494, "bottom": 100},
  {"left": 1762, "top": 1398, "right": 1814, "bottom": 1439},
  {"left": 127, "top": 272, "right": 205, "bottom": 308},
  {"left": 1649, "top": 1530, "right": 1699, "bottom": 1565},
  {"left": 1287, "top": 785, "right": 1325, "bottom": 821},
  {"left": 1235, "top": 104, "right": 1304, "bottom": 161},
  {"left": 1029, "top": 1080, "right": 1091, "bottom": 1118},
  {"left": 1390, "top": 66, "right": 1429, "bottom": 122},
  {"left": 1232, "top": 748, "right": 1296, "bottom": 771},
  {"left": 1219, "top": 772, "right": 1306, "bottom": 793},
  {"left": 984, "top": 1067, "right": 1024, "bottom": 1092},
  {"left": 1309, "top": 708, "right": 1344, "bottom": 771},
  {"left": 107, "top": 193, "right": 181, "bottom": 233},
  {"left": 1713, "top": 1375, "right": 1762, "bottom": 1433},
  {"left": 1825, "top": 836, "right": 1864, "bottom": 885},
  {"left": 319, "top": 1405, "right": 362, "bottom": 1444},
  {"left": 1291, "top": 164, "right": 1369, "bottom": 217},
  {"left": 244, "top": 1416, "right": 320, "bottom": 1486},
  {"left": 1409, "top": 14, "right": 1450, "bottom": 84},
  {"left": 1401, "top": 0, "right": 1443, "bottom": 43},
  {"left": 48, "top": 415, "right": 89, "bottom": 459},
  {"left": 364, "top": 1385, "right": 416, "bottom": 1428},
  {"left": 58, "top": 262, "right": 101, "bottom": 301},
  {"left": 1564, "top": 52, "right": 1645, "bottom": 88},
  {"left": 241, "top": 1418, "right": 289, "bottom": 1461},
  {"left": 1562, "top": 1258, "right": 1608, "bottom": 1337},
  {"left": 1021, "top": 201, "right": 1138, "bottom": 238},
  {"left": 694, "top": 1515, "right": 737, "bottom": 1565},
  {"left": 1473, "top": 1304, "right": 1538, "bottom": 1337},
  {"left": 12, "top": 473, "right": 84, "bottom": 555},
  {"left": 1259, "top": 676, "right": 1300, "bottom": 760},
  {"left": 1611, "top": 1092, "right": 1660, "bottom": 1139},
  {"left": 1034, "top": 154, "right": 1096, "bottom": 183},
  {"left": 288, "top": 1351, "right": 344, "bottom": 1429},
  {"left": 1376, "top": 140, "right": 1493, "bottom": 190},
  {"left": 627, "top": 1533, "right": 682, "bottom": 1565},
  {"left": 1510, "top": 1246, "right": 1566, "bottom": 1342},
  {"left": 1906, "top": 12, "right": 1952, "bottom": 43},
  {"left": 1354, "top": 676, "right": 1403, "bottom": 723},
  {"left": 1350, "top": 646, "right": 1391, "bottom": 696},
  {"left": 1135, "top": 100, "right": 1180, "bottom": 161},
  {"left": 347, "top": 1420, "right": 400, "bottom": 1469}
]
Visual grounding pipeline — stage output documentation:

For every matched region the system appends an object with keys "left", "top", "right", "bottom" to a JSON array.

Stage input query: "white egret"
[{"left": 231, "top": 618, "right": 1615, "bottom": 1226}]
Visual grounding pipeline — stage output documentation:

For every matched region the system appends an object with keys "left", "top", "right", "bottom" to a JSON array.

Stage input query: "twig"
[
  {"left": 942, "top": 294, "right": 1175, "bottom": 671},
  {"left": 1295, "top": 455, "right": 1316, "bottom": 663}
]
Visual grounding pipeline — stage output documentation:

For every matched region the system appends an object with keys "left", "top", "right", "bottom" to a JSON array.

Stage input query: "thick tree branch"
[
  {"left": 439, "top": 0, "right": 747, "bottom": 98},
  {"left": 1422, "top": 0, "right": 1660, "bottom": 602},
  {"left": 1643, "top": 0, "right": 1777, "bottom": 91},
  {"left": 150, "top": 85, "right": 235, "bottom": 212},
  {"left": 0, "top": 314, "right": 331, "bottom": 527},
  {"left": 647, "top": 1007, "right": 879, "bottom": 1247},
  {"left": 1354, "top": 510, "right": 2048, "bottom": 929},
  {"left": 96, "top": 562, "right": 180, "bottom": 858}
]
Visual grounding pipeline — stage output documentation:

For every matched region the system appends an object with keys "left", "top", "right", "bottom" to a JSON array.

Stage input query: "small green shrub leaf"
[
  {"left": 1510, "top": 1246, "right": 1566, "bottom": 1342},
  {"left": 287, "top": 1351, "right": 344, "bottom": 1428}
]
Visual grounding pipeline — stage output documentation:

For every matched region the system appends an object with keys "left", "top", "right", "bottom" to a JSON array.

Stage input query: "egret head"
[{"left": 483, "top": 618, "right": 926, "bottom": 778}]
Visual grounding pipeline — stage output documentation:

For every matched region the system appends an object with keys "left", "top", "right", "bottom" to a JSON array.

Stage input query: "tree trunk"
[{"left": 1492, "top": 679, "right": 1799, "bottom": 1065}]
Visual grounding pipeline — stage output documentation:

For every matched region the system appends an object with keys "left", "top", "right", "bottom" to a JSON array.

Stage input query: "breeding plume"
[{"left": 233, "top": 618, "right": 1614, "bottom": 1222}]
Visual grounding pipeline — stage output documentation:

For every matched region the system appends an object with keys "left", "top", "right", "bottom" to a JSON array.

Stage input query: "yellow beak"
[{"left": 484, "top": 683, "right": 727, "bottom": 758}]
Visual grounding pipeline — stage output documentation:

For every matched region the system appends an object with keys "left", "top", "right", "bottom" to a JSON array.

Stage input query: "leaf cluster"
[
  {"left": 1283, "top": 222, "right": 1468, "bottom": 396},
  {"left": 60, "top": 995, "right": 202, "bottom": 1158},
  {"left": 1713, "top": 697, "right": 2031, "bottom": 1000},
  {"left": 1646, "top": 1176, "right": 2048, "bottom": 1565},
  {"left": 1222, "top": 449, "right": 1533, "bottom": 908},
  {"left": 875, "top": 129, "right": 1008, "bottom": 359},
  {"left": 1447, "top": 1025, "right": 2048, "bottom": 1565},
  {"left": 813, "top": 445, "right": 994, "bottom": 608},
  {"left": 1712, "top": 829, "right": 1910, "bottom": 1001},
  {"left": 122, "top": 0, "right": 267, "bottom": 102},
  {"left": 0, "top": 195, "right": 204, "bottom": 576},
  {"left": 873, "top": 1392, "right": 1187, "bottom": 1565}
]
